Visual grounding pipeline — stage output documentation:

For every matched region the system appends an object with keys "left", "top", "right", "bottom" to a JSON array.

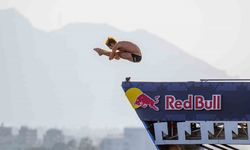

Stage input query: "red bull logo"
[
  {"left": 125, "top": 88, "right": 222, "bottom": 112},
  {"left": 125, "top": 88, "right": 160, "bottom": 111}
]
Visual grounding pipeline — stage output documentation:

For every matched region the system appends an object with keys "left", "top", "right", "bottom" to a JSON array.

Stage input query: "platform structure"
[{"left": 122, "top": 79, "right": 250, "bottom": 150}]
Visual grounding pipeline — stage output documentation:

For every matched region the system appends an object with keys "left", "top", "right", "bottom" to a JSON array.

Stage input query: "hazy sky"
[{"left": 0, "top": 0, "right": 250, "bottom": 76}]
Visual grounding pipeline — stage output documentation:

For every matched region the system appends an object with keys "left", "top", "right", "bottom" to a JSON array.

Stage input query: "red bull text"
[{"left": 165, "top": 95, "right": 221, "bottom": 111}]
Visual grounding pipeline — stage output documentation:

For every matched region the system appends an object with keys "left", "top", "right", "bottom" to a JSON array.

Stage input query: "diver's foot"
[{"left": 93, "top": 48, "right": 103, "bottom": 56}]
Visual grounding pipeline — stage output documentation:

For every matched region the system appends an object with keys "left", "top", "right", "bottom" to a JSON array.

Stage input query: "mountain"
[{"left": 0, "top": 9, "right": 228, "bottom": 128}]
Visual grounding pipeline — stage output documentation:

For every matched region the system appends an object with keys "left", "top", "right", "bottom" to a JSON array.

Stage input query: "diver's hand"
[{"left": 109, "top": 52, "right": 115, "bottom": 60}]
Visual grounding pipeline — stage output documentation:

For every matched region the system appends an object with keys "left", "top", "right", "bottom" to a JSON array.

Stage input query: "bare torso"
[{"left": 117, "top": 41, "right": 142, "bottom": 56}]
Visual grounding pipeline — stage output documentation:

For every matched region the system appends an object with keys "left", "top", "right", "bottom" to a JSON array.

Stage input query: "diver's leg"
[
  {"left": 94, "top": 48, "right": 111, "bottom": 57},
  {"left": 119, "top": 49, "right": 141, "bottom": 56},
  {"left": 94, "top": 48, "right": 120, "bottom": 60},
  {"left": 116, "top": 52, "right": 133, "bottom": 62}
]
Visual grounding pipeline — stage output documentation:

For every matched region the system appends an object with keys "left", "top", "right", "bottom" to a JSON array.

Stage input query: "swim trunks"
[{"left": 131, "top": 53, "right": 142, "bottom": 62}]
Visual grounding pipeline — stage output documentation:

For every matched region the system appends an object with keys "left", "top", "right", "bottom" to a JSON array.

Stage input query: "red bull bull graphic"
[
  {"left": 135, "top": 94, "right": 160, "bottom": 111},
  {"left": 125, "top": 88, "right": 160, "bottom": 111}
]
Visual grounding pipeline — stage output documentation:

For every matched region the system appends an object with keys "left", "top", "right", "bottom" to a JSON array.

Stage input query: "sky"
[{"left": 1, "top": 0, "right": 250, "bottom": 77}]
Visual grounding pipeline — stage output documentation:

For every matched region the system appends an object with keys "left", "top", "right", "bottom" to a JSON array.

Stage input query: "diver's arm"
[{"left": 109, "top": 43, "right": 120, "bottom": 60}]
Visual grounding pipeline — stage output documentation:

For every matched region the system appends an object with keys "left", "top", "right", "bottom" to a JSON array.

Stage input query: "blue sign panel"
[{"left": 122, "top": 81, "right": 250, "bottom": 121}]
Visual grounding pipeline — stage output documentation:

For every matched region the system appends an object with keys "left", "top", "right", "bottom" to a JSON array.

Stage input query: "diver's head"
[{"left": 105, "top": 37, "right": 117, "bottom": 49}]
